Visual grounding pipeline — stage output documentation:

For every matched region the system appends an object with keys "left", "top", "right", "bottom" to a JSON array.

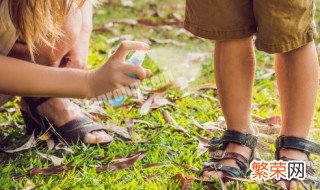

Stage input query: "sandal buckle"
[{"left": 212, "top": 150, "right": 226, "bottom": 159}]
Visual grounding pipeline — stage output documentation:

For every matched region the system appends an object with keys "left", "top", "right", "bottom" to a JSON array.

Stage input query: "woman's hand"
[{"left": 87, "top": 41, "right": 151, "bottom": 98}]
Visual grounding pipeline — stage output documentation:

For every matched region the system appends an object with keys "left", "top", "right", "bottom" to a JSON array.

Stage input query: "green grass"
[{"left": 1, "top": 0, "right": 320, "bottom": 189}]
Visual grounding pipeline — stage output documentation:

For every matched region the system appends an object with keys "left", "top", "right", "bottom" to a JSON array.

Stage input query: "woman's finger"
[
  {"left": 120, "top": 64, "right": 147, "bottom": 80},
  {"left": 119, "top": 74, "right": 140, "bottom": 86},
  {"left": 112, "top": 41, "right": 149, "bottom": 62}
]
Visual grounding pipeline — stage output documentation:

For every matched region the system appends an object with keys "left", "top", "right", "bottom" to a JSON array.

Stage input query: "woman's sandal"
[
  {"left": 21, "top": 97, "right": 113, "bottom": 145},
  {"left": 201, "top": 130, "right": 258, "bottom": 179},
  {"left": 274, "top": 136, "right": 320, "bottom": 189}
]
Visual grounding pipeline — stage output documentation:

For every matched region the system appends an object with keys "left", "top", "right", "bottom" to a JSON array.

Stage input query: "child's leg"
[
  {"left": 203, "top": 36, "right": 256, "bottom": 178},
  {"left": 275, "top": 42, "right": 319, "bottom": 188}
]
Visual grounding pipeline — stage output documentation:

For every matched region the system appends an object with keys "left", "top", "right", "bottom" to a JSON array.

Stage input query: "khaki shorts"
[{"left": 184, "top": 0, "right": 319, "bottom": 53}]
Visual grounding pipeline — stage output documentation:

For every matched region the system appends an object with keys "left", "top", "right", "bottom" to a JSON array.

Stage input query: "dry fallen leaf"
[
  {"left": 162, "top": 110, "right": 189, "bottom": 136},
  {"left": 253, "top": 122, "right": 280, "bottom": 134},
  {"left": 124, "top": 118, "right": 142, "bottom": 141},
  {"left": 140, "top": 162, "right": 169, "bottom": 170},
  {"left": 30, "top": 163, "right": 72, "bottom": 176},
  {"left": 150, "top": 97, "right": 175, "bottom": 109},
  {"left": 172, "top": 162, "right": 200, "bottom": 172},
  {"left": 46, "top": 138, "right": 55, "bottom": 150},
  {"left": 54, "top": 143, "right": 74, "bottom": 154},
  {"left": 149, "top": 38, "right": 186, "bottom": 46},
  {"left": 191, "top": 118, "right": 224, "bottom": 133},
  {"left": 195, "top": 136, "right": 210, "bottom": 158},
  {"left": 37, "top": 152, "right": 63, "bottom": 166},
  {"left": 172, "top": 173, "right": 193, "bottom": 190},
  {"left": 97, "top": 151, "right": 146, "bottom": 172},
  {"left": 191, "top": 83, "right": 217, "bottom": 91},
  {"left": 252, "top": 115, "right": 281, "bottom": 126},
  {"left": 4, "top": 132, "right": 37, "bottom": 153},
  {"left": 105, "top": 124, "right": 131, "bottom": 139},
  {"left": 140, "top": 94, "right": 157, "bottom": 115}
]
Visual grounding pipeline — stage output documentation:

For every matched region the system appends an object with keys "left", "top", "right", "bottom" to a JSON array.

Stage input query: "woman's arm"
[
  {"left": 0, "top": 54, "right": 91, "bottom": 98},
  {"left": 0, "top": 41, "right": 151, "bottom": 99}
]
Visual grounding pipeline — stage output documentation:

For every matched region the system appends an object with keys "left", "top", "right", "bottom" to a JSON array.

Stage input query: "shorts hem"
[
  {"left": 184, "top": 20, "right": 256, "bottom": 40},
  {"left": 255, "top": 28, "right": 319, "bottom": 53}
]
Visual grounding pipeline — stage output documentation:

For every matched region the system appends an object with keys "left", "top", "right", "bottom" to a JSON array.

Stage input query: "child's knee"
[{"left": 215, "top": 36, "right": 254, "bottom": 48}]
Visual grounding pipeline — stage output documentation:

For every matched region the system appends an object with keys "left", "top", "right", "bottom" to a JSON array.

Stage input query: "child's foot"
[
  {"left": 201, "top": 130, "right": 257, "bottom": 184},
  {"left": 274, "top": 136, "right": 320, "bottom": 190},
  {"left": 276, "top": 149, "right": 309, "bottom": 190},
  {"left": 202, "top": 142, "right": 253, "bottom": 179}
]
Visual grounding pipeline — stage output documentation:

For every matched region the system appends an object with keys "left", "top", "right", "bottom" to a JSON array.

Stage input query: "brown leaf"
[
  {"left": 195, "top": 136, "right": 210, "bottom": 158},
  {"left": 105, "top": 124, "right": 131, "bottom": 139},
  {"left": 263, "top": 116, "right": 281, "bottom": 126},
  {"left": 172, "top": 162, "right": 200, "bottom": 172},
  {"left": 55, "top": 143, "right": 74, "bottom": 154},
  {"left": 105, "top": 35, "right": 133, "bottom": 45},
  {"left": 192, "top": 83, "right": 217, "bottom": 91},
  {"left": 162, "top": 110, "right": 189, "bottom": 136},
  {"left": 37, "top": 152, "right": 63, "bottom": 166},
  {"left": 97, "top": 151, "right": 146, "bottom": 172},
  {"left": 132, "top": 119, "right": 152, "bottom": 127},
  {"left": 4, "top": 132, "right": 37, "bottom": 153},
  {"left": 252, "top": 115, "right": 281, "bottom": 126},
  {"left": 93, "top": 23, "right": 113, "bottom": 33},
  {"left": 138, "top": 19, "right": 158, "bottom": 26},
  {"left": 140, "top": 94, "right": 156, "bottom": 115},
  {"left": 147, "top": 84, "right": 172, "bottom": 94},
  {"left": 46, "top": 138, "right": 55, "bottom": 150},
  {"left": 149, "top": 38, "right": 186, "bottom": 46},
  {"left": 90, "top": 112, "right": 109, "bottom": 121},
  {"left": 140, "top": 162, "right": 169, "bottom": 170},
  {"left": 124, "top": 118, "right": 142, "bottom": 141},
  {"left": 172, "top": 174, "right": 193, "bottom": 190},
  {"left": 162, "top": 109, "right": 172, "bottom": 124},
  {"left": 191, "top": 118, "right": 224, "bottom": 133},
  {"left": 112, "top": 19, "right": 138, "bottom": 26},
  {"left": 30, "top": 163, "right": 72, "bottom": 176},
  {"left": 150, "top": 97, "right": 175, "bottom": 109},
  {"left": 253, "top": 122, "right": 280, "bottom": 134}
]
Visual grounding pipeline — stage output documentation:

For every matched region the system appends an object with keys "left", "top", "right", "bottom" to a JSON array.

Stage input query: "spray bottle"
[{"left": 108, "top": 51, "right": 146, "bottom": 106}]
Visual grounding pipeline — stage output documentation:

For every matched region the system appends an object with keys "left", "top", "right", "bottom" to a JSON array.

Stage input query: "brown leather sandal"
[
  {"left": 21, "top": 97, "right": 113, "bottom": 145},
  {"left": 201, "top": 130, "right": 258, "bottom": 179},
  {"left": 274, "top": 136, "right": 320, "bottom": 189}
]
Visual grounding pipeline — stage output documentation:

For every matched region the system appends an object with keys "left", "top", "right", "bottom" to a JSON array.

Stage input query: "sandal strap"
[
  {"left": 202, "top": 162, "right": 245, "bottom": 178},
  {"left": 55, "top": 117, "right": 109, "bottom": 144},
  {"left": 209, "top": 150, "right": 249, "bottom": 171},
  {"left": 275, "top": 136, "right": 320, "bottom": 159},
  {"left": 275, "top": 136, "right": 320, "bottom": 189},
  {"left": 23, "top": 97, "right": 50, "bottom": 110},
  {"left": 210, "top": 130, "right": 257, "bottom": 151},
  {"left": 201, "top": 130, "right": 257, "bottom": 178}
]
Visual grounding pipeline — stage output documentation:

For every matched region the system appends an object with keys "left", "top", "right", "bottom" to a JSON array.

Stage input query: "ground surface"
[{"left": 1, "top": 0, "right": 320, "bottom": 189}]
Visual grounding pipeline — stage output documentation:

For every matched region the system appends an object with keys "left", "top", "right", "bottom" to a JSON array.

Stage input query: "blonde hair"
[{"left": 0, "top": 0, "right": 85, "bottom": 61}]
